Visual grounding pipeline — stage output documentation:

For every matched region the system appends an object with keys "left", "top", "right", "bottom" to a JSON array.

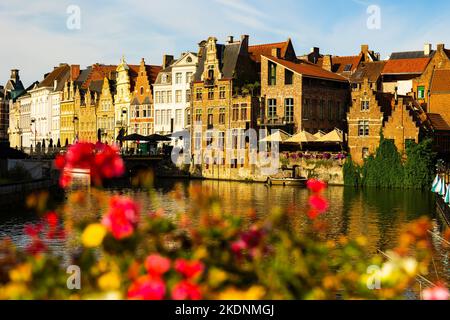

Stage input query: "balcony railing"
[{"left": 258, "top": 116, "right": 293, "bottom": 126}]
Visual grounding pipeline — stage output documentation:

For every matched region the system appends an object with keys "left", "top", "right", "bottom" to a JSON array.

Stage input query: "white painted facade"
[
  {"left": 50, "top": 91, "right": 61, "bottom": 145},
  {"left": 153, "top": 52, "right": 197, "bottom": 135},
  {"left": 19, "top": 94, "right": 32, "bottom": 149},
  {"left": 29, "top": 84, "right": 53, "bottom": 148}
]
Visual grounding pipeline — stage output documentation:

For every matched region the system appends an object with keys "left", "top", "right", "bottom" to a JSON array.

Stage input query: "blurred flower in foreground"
[
  {"left": 55, "top": 142, "right": 125, "bottom": 188},
  {"left": 127, "top": 275, "right": 165, "bottom": 300},
  {"left": 171, "top": 280, "right": 202, "bottom": 300},
  {"left": 81, "top": 224, "right": 107, "bottom": 248},
  {"left": 145, "top": 254, "right": 171, "bottom": 277},
  {"left": 102, "top": 196, "right": 140, "bottom": 240},
  {"left": 423, "top": 283, "right": 449, "bottom": 300}
]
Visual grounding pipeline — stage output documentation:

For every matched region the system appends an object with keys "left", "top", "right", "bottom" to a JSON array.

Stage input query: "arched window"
[{"left": 140, "top": 87, "right": 144, "bottom": 95}]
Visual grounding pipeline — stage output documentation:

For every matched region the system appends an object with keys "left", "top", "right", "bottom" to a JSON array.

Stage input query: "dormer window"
[{"left": 208, "top": 69, "right": 214, "bottom": 80}]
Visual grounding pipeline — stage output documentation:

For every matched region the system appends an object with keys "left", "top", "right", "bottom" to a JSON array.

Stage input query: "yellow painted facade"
[
  {"left": 114, "top": 57, "right": 132, "bottom": 139},
  {"left": 97, "top": 77, "right": 116, "bottom": 144},
  {"left": 78, "top": 89, "right": 98, "bottom": 142},
  {"left": 60, "top": 81, "right": 78, "bottom": 146}
]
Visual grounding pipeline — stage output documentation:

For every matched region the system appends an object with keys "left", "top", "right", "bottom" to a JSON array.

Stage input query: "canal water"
[{"left": 0, "top": 179, "right": 449, "bottom": 283}]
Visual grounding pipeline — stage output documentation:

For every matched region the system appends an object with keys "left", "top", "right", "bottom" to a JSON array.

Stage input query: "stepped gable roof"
[
  {"left": 350, "top": 61, "right": 386, "bottom": 83},
  {"left": 430, "top": 69, "right": 450, "bottom": 93},
  {"left": 128, "top": 64, "right": 162, "bottom": 92},
  {"left": 194, "top": 40, "right": 243, "bottom": 81},
  {"left": 264, "top": 55, "right": 347, "bottom": 82},
  {"left": 382, "top": 57, "right": 430, "bottom": 75}
]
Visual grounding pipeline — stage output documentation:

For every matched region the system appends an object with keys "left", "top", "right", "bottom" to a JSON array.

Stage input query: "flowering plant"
[{"left": 0, "top": 143, "right": 448, "bottom": 300}]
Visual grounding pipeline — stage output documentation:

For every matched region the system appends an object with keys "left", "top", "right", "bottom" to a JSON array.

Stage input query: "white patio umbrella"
[
  {"left": 317, "top": 128, "right": 344, "bottom": 143},
  {"left": 445, "top": 184, "right": 450, "bottom": 204},
  {"left": 314, "top": 130, "right": 326, "bottom": 139},
  {"left": 285, "top": 130, "right": 318, "bottom": 144},
  {"left": 431, "top": 175, "right": 440, "bottom": 192},
  {"left": 260, "top": 130, "right": 292, "bottom": 143}
]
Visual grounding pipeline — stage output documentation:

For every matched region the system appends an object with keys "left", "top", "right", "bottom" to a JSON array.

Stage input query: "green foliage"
[
  {"left": 343, "top": 137, "right": 436, "bottom": 189},
  {"left": 403, "top": 139, "right": 436, "bottom": 189},
  {"left": 343, "top": 156, "right": 361, "bottom": 186}
]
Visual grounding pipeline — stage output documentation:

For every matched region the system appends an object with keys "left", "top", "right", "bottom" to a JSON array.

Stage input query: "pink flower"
[
  {"left": 307, "top": 179, "right": 327, "bottom": 193},
  {"left": 231, "top": 239, "right": 247, "bottom": 256},
  {"left": 44, "top": 212, "right": 58, "bottom": 228},
  {"left": 171, "top": 280, "right": 202, "bottom": 300},
  {"left": 308, "top": 195, "right": 329, "bottom": 213},
  {"left": 423, "top": 284, "right": 449, "bottom": 300},
  {"left": 145, "top": 254, "right": 171, "bottom": 277},
  {"left": 102, "top": 196, "right": 140, "bottom": 240},
  {"left": 127, "top": 275, "right": 166, "bottom": 300},
  {"left": 174, "top": 259, "right": 204, "bottom": 279}
]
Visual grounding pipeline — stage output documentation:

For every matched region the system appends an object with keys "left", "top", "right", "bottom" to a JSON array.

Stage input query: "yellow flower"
[
  {"left": 208, "top": 268, "right": 228, "bottom": 288},
  {"left": 98, "top": 271, "right": 121, "bottom": 291},
  {"left": 402, "top": 258, "right": 418, "bottom": 276},
  {"left": 9, "top": 263, "right": 32, "bottom": 283},
  {"left": 81, "top": 224, "right": 107, "bottom": 248},
  {"left": 218, "top": 286, "right": 266, "bottom": 300},
  {"left": 0, "top": 283, "right": 28, "bottom": 299}
]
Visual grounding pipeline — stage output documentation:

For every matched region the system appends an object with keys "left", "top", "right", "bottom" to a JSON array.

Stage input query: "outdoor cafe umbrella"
[
  {"left": 317, "top": 128, "right": 344, "bottom": 143},
  {"left": 260, "top": 130, "right": 292, "bottom": 143},
  {"left": 314, "top": 130, "right": 326, "bottom": 139},
  {"left": 119, "top": 133, "right": 148, "bottom": 141},
  {"left": 146, "top": 134, "right": 172, "bottom": 142},
  {"left": 285, "top": 130, "right": 318, "bottom": 144}
]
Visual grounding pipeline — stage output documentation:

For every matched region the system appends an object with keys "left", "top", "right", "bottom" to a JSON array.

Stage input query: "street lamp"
[
  {"left": 73, "top": 115, "right": 79, "bottom": 143},
  {"left": 30, "top": 118, "right": 36, "bottom": 150}
]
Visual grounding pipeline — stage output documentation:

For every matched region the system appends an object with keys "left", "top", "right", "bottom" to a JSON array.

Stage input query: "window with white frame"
[
  {"left": 175, "top": 109, "right": 182, "bottom": 126},
  {"left": 285, "top": 98, "right": 294, "bottom": 123},
  {"left": 176, "top": 90, "right": 182, "bottom": 103},
  {"left": 175, "top": 73, "right": 182, "bottom": 84},
  {"left": 186, "top": 72, "right": 193, "bottom": 83}
]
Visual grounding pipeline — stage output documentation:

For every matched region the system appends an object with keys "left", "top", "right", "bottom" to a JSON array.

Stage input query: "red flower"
[
  {"left": 171, "top": 280, "right": 202, "bottom": 300},
  {"left": 174, "top": 259, "right": 204, "bottom": 279},
  {"left": 307, "top": 208, "right": 321, "bottom": 220},
  {"left": 44, "top": 212, "right": 58, "bottom": 228},
  {"left": 127, "top": 275, "right": 166, "bottom": 300},
  {"left": 24, "top": 223, "right": 43, "bottom": 237},
  {"left": 54, "top": 142, "right": 125, "bottom": 188},
  {"left": 26, "top": 238, "right": 47, "bottom": 256},
  {"left": 231, "top": 239, "right": 247, "bottom": 257},
  {"left": 423, "top": 283, "right": 449, "bottom": 300},
  {"left": 102, "top": 196, "right": 140, "bottom": 240},
  {"left": 145, "top": 254, "right": 171, "bottom": 277},
  {"left": 308, "top": 195, "right": 329, "bottom": 213},
  {"left": 307, "top": 179, "right": 327, "bottom": 193}
]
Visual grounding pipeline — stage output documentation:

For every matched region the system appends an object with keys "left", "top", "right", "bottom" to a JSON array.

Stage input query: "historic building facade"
[
  {"left": 260, "top": 54, "right": 349, "bottom": 135},
  {"left": 153, "top": 52, "right": 198, "bottom": 136},
  {"left": 129, "top": 58, "right": 161, "bottom": 138},
  {"left": 191, "top": 35, "right": 259, "bottom": 168},
  {"left": 2, "top": 69, "right": 25, "bottom": 144}
]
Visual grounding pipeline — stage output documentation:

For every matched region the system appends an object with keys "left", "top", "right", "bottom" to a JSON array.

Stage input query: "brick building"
[
  {"left": 129, "top": 58, "right": 161, "bottom": 138},
  {"left": 348, "top": 78, "right": 450, "bottom": 164},
  {"left": 191, "top": 35, "right": 259, "bottom": 167},
  {"left": 259, "top": 54, "right": 349, "bottom": 136}
]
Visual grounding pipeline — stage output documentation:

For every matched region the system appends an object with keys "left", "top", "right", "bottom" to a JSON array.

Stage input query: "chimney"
[
  {"left": 227, "top": 36, "right": 234, "bottom": 44},
  {"left": 310, "top": 47, "right": 320, "bottom": 63},
  {"left": 322, "top": 55, "right": 332, "bottom": 72},
  {"left": 10, "top": 69, "right": 19, "bottom": 81},
  {"left": 162, "top": 55, "right": 174, "bottom": 69},
  {"left": 271, "top": 47, "right": 281, "bottom": 58},
  {"left": 437, "top": 44, "right": 445, "bottom": 52},
  {"left": 424, "top": 44, "right": 432, "bottom": 56},
  {"left": 361, "top": 44, "right": 369, "bottom": 60},
  {"left": 240, "top": 34, "right": 249, "bottom": 51},
  {"left": 70, "top": 65, "right": 80, "bottom": 81}
]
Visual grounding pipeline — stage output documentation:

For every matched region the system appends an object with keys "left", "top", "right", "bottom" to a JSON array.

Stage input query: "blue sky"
[{"left": 1, "top": 0, "right": 450, "bottom": 85}]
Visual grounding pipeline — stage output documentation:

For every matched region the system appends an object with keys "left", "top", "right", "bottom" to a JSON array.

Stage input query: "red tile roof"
[
  {"left": 249, "top": 41, "right": 290, "bottom": 63},
  {"left": 317, "top": 55, "right": 362, "bottom": 74},
  {"left": 128, "top": 65, "right": 162, "bottom": 92},
  {"left": 264, "top": 55, "right": 347, "bottom": 82},
  {"left": 81, "top": 64, "right": 117, "bottom": 89},
  {"left": 382, "top": 58, "right": 430, "bottom": 75},
  {"left": 430, "top": 69, "right": 450, "bottom": 92}
]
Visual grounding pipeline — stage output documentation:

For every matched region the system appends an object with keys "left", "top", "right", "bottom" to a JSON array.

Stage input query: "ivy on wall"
[{"left": 344, "top": 136, "right": 436, "bottom": 189}]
